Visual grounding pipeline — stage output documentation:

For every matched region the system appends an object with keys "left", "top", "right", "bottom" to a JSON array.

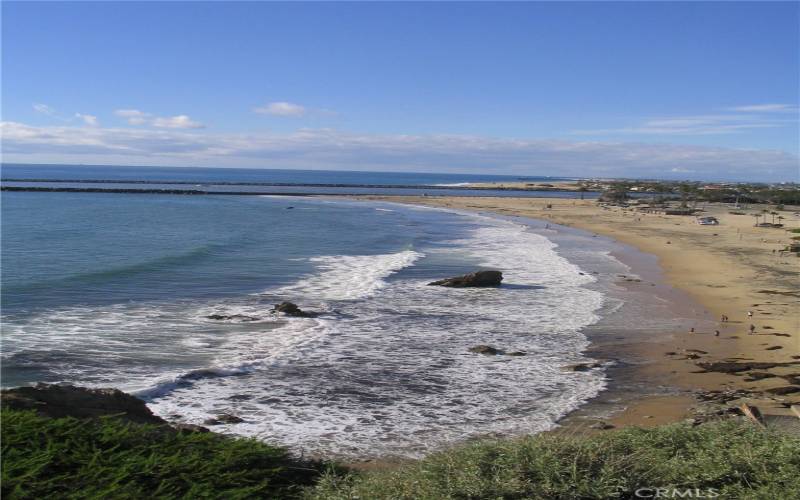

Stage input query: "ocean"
[
  {"left": 2, "top": 166, "right": 625, "bottom": 458},
  {"left": 1, "top": 164, "right": 594, "bottom": 198}
]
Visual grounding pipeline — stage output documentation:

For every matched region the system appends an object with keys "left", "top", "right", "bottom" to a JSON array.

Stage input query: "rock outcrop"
[
  {"left": 0, "top": 383, "right": 166, "bottom": 425},
  {"left": 206, "top": 314, "right": 260, "bottom": 322},
  {"left": 428, "top": 270, "right": 503, "bottom": 288},
  {"left": 203, "top": 413, "right": 244, "bottom": 425},
  {"left": 469, "top": 345, "right": 502, "bottom": 355},
  {"left": 566, "top": 362, "right": 604, "bottom": 372},
  {"left": 468, "top": 345, "right": 526, "bottom": 356},
  {"left": 272, "top": 301, "right": 317, "bottom": 318}
]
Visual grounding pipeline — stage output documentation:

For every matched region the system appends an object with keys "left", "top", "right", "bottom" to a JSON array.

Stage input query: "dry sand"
[{"left": 356, "top": 195, "right": 800, "bottom": 428}]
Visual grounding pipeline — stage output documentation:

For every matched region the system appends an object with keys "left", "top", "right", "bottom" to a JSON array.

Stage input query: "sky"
[{"left": 2, "top": 1, "right": 798, "bottom": 181}]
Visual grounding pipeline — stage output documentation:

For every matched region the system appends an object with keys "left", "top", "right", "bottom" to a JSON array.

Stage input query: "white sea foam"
[
  {"left": 273, "top": 250, "right": 423, "bottom": 300},
  {"left": 146, "top": 215, "right": 609, "bottom": 458}
]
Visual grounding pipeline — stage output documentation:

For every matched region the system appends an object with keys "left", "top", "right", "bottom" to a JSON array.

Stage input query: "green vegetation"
[
  {"left": 3, "top": 410, "right": 799, "bottom": 499},
  {"left": 310, "top": 421, "right": 800, "bottom": 500},
  {"left": 1, "top": 409, "right": 329, "bottom": 499},
  {"left": 790, "top": 228, "right": 800, "bottom": 233},
  {"left": 591, "top": 179, "right": 800, "bottom": 206}
]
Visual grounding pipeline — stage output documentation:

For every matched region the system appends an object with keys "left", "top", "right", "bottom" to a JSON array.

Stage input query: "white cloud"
[
  {"left": 115, "top": 109, "right": 151, "bottom": 125},
  {"left": 114, "top": 109, "right": 204, "bottom": 128},
  {"left": 151, "top": 115, "right": 205, "bottom": 129},
  {"left": 75, "top": 113, "right": 99, "bottom": 127},
  {"left": 253, "top": 101, "right": 307, "bottom": 117},
  {"left": 32, "top": 103, "right": 56, "bottom": 115},
  {"left": 572, "top": 112, "right": 795, "bottom": 136},
  {"left": 728, "top": 103, "right": 798, "bottom": 113},
  {"left": 1, "top": 121, "right": 797, "bottom": 181}
]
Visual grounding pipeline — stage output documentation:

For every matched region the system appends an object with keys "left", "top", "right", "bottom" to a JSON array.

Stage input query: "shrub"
[
  {"left": 309, "top": 421, "right": 800, "bottom": 499},
  {"left": 1, "top": 409, "right": 329, "bottom": 499}
]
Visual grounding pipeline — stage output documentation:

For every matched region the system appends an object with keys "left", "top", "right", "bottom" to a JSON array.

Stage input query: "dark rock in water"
[
  {"left": 468, "top": 346, "right": 527, "bottom": 356},
  {"left": 0, "top": 383, "right": 166, "bottom": 425},
  {"left": 428, "top": 270, "right": 503, "bottom": 288},
  {"left": 204, "top": 413, "right": 244, "bottom": 425},
  {"left": 272, "top": 301, "right": 317, "bottom": 318},
  {"left": 469, "top": 345, "right": 502, "bottom": 355},
  {"left": 227, "top": 394, "right": 253, "bottom": 401},
  {"left": 590, "top": 421, "right": 615, "bottom": 430},
  {"left": 566, "top": 362, "right": 603, "bottom": 372},
  {"left": 765, "top": 386, "right": 800, "bottom": 396},
  {"left": 217, "top": 413, "right": 244, "bottom": 423},
  {"left": 765, "top": 346, "right": 783, "bottom": 350},
  {"left": 744, "top": 372, "right": 777, "bottom": 381},
  {"left": 173, "top": 423, "right": 210, "bottom": 433},
  {"left": 206, "top": 314, "right": 260, "bottom": 322}
]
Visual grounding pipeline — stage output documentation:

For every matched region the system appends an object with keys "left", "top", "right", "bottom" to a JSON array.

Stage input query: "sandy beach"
[{"left": 354, "top": 195, "right": 800, "bottom": 429}]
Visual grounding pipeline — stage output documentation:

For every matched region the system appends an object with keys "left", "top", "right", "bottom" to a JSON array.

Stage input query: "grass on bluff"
[
  {"left": 309, "top": 420, "right": 800, "bottom": 500},
  {"left": 1, "top": 409, "right": 331, "bottom": 499},
  {"left": 3, "top": 409, "right": 800, "bottom": 500}
]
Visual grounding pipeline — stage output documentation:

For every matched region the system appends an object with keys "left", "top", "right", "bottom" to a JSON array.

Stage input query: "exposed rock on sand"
[
  {"left": 695, "top": 361, "right": 798, "bottom": 374},
  {"left": 0, "top": 383, "right": 166, "bottom": 425},
  {"left": 428, "top": 270, "right": 503, "bottom": 287},
  {"left": 765, "top": 386, "right": 800, "bottom": 396},
  {"left": 272, "top": 301, "right": 318, "bottom": 318}
]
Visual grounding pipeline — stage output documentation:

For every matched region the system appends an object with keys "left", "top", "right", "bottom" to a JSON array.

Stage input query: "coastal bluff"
[{"left": 1, "top": 383, "right": 166, "bottom": 425}]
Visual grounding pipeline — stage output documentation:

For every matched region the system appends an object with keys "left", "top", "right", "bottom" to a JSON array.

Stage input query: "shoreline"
[{"left": 348, "top": 195, "right": 800, "bottom": 432}]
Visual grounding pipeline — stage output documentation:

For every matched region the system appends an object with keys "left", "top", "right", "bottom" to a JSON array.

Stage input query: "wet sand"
[{"left": 354, "top": 195, "right": 800, "bottom": 429}]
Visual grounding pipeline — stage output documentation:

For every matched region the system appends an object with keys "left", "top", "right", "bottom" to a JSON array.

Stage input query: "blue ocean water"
[
  {"left": 1, "top": 163, "right": 569, "bottom": 185},
  {"left": 2, "top": 188, "right": 614, "bottom": 458},
  {"left": 2, "top": 164, "right": 595, "bottom": 198}
]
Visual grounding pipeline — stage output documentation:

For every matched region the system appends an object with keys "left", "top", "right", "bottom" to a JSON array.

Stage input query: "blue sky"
[{"left": 2, "top": 1, "right": 798, "bottom": 181}]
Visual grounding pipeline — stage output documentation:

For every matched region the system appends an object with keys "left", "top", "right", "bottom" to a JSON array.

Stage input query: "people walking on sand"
[
  {"left": 690, "top": 327, "right": 695, "bottom": 333},
  {"left": 720, "top": 314, "right": 728, "bottom": 322},
  {"left": 749, "top": 324, "right": 756, "bottom": 335}
]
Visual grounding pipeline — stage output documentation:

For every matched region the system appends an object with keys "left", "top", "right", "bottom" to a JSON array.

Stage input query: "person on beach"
[
  {"left": 714, "top": 330, "right": 720, "bottom": 337},
  {"left": 690, "top": 327, "right": 695, "bottom": 333},
  {"left": 747, "top": 310, "right": 753, "bottom": 319},
  {"left": 749, "top": 324, "right": 756, "bottom": 335}
]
